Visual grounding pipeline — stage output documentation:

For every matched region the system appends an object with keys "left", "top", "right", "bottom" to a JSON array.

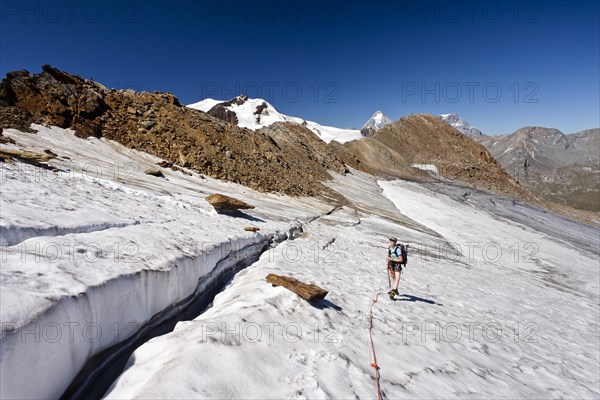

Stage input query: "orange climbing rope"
[{"left": 369, "top": 292, "right": 382, "bottom": 400}]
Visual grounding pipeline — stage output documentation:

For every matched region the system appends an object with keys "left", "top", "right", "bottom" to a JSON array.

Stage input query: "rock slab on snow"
[
  {"left": 144, "top": 168, "right": 164, "bottom": 178},
  {"left": 206, "top": 193, "right": 255, "bottom": 212},
  {"left": 0, "top": 148, "right": 55, "bottom": 163},
  {"left": 266, "top": 274, "right": 328, "bottom": 301}
]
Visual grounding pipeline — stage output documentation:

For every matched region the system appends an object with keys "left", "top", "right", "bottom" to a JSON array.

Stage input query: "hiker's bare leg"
[
  {"left": 393, "top": 271, "right": 401, "bottom": 291},
  {"left": 388, "top": 268, "right": 395, "bottom": 284}
]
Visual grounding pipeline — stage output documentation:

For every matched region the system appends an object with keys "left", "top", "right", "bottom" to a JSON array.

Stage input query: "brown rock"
[
  {"left": 244, "top": 226, "right": 260, "bottom": 232},
  {"left": 206, "top": 193, "right": 255, "bottom": 212},
  {"left": 144, "top": 168, "right": 164, "bottom": 177},
  {"left": 266, "top": 274, "right": 328, "bottom": 301},
  {"left": 0, "top": 149, "right": 55, "bottom": 163},
  {"left": 156, "top": 160, "right": 173, "bottom": 168}
]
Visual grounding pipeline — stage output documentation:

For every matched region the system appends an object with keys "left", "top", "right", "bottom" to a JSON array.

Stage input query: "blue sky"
[{"left": 1, "top": 0, "right": 599, "bottom": 134}]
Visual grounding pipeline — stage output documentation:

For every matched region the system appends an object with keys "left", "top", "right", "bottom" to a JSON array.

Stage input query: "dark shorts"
[{"left": 389, "top": 262, "right": 403, "bottom": 272}]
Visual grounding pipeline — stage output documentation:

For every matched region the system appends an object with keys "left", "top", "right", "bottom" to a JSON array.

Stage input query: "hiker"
[{"left": 387, "top": 237, "right": 404, "bottom": 299}]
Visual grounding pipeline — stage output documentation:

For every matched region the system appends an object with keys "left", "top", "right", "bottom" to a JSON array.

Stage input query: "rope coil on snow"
[{"left": 368, "top": 292, "right": 382, "bottom": 400}]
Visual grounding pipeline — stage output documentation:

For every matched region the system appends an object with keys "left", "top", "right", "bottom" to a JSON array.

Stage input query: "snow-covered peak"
[
  {"left": 187, "top": 98, "right": 223, "bottom": 112},
  {"left": 187, "top": 96, "right": 363, "bottom": 144},
  {"left": 361, "top": 110, "right": 393, "bottom": 136},
  {"left": 438, "top": 113, "right": 483, "bottom": 137}
]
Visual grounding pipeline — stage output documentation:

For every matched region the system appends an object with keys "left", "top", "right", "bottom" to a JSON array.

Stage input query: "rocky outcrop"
[
  {"left": 0, "top": 65, "right": 107, "bottom": 137},
  {"left": 205, "top": 94, "right": 251, "bottom": 125},
  {"left": 253, "top": 101, "right": 268, "bottom": 124},
  {"left": 205, "top": 194, "right": 255, "bottom": 212},
  {"left": 207, "top": 105, "right": 238, "bottom": 125}
]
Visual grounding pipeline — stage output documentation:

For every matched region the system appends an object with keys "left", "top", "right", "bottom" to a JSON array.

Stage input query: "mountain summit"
[
  {"left": 438, "top": 113, "right": 483, "bottom": 137},
  {"left": 361, "top": 110, "right": 392, "bottom": 136}
]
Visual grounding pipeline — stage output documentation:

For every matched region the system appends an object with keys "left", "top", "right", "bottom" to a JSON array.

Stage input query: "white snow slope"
[
  {"left": 188, "top": 97, "right": 363, "bottom": 144},
  {"left": 1, "top": 125, "right": 599, "bottom": 399}
]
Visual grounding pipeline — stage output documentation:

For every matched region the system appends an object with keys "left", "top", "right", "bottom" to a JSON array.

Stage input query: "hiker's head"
[{"left": 389, "top": 237, "right": 397, "bottom": 245}]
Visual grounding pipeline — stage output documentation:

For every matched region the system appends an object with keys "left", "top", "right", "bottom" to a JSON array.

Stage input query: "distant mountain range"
[{"left": 478, "top": 127, "right": 599, "bottom": 212}]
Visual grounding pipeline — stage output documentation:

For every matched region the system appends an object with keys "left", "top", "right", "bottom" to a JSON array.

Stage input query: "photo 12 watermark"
[
  {"left": 1, "top": 320, "right": 141, "bottom": 345},
  {"left": 410, "top": 241, "right": 540, "bottom": 264},
  {"left": 198, "top": 1, "right": 340, "bottom": 24},
  {"left": 0, "top": 0, "right": 140, "bottom": 24},
  {"left": 400, "top": 81, "right": 540, "bottom": 104},
  {"left": 1, "top": 239, "right": 140, "bottom": 264},
  {"left": 397, "top": 1, "right": 540, "bottom": 24},
  {"left": 198, "top": 81, "right": 340, "bottom": 104},
  {"left": 196, "top": 321, "right": 342, "bottom": 346},
  {"left": 397, "top": 320, "right": 540, "bottom": 344},
  {"left": 0, "top": 159, "right": 141, "bottom": 185}
]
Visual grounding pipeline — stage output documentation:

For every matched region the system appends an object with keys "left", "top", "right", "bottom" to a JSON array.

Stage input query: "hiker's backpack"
[
  {"left": 399, "top": 244, "right": 408, "bottom": 267},
  {"left": 389, "top": 244, "right": 408, "bottom": 267}
]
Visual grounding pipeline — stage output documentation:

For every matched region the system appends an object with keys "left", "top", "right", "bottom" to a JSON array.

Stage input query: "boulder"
[
  {"left": 144, "top": 168, "right": 164, "bottom": 177},
  {"left": 205, "top": 193, "right": 255, "bottom": 212},
  {"left": 266, "top": 274, "right": 328, "bottom": 301},
  {"left": 140, "top": 120, "right": 156, "bottom": 129}
]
